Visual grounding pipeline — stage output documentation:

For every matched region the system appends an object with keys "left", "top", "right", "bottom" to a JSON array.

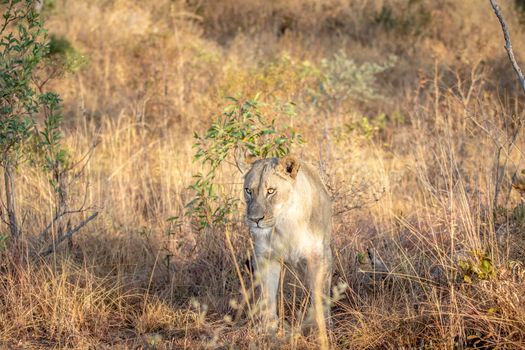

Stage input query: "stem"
[
  {"left": 489, "top": 0, "right": 525, "bottom": 94},
  {"left": 0, "top": 1, "right": 15, "bottom": 35},
  {"left": 40, "top": 212, "right": 98, "bottom": 257},
  {"left": 4, "top": 163, "right": 19, "bottom": 239}
]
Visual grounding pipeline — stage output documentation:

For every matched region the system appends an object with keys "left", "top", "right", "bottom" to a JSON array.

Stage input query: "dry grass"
[{"left": 3, "top": 0, "right": 525, "bottom": 348}]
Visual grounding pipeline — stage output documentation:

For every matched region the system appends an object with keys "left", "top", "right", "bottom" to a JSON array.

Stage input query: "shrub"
[{"left": 318, "top": 50, "right": 397, "bottom": 106}]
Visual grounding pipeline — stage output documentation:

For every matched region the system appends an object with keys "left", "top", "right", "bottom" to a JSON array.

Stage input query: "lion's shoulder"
[{"left": 297, "top": 160, "right": 331, "bottom": 200}]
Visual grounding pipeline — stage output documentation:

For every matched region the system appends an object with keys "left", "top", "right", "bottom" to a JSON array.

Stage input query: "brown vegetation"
[{"left": 3, "top": 0, "right": 525, "bottom": 348}]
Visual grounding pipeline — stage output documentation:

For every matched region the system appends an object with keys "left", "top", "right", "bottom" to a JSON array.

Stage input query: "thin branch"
[
  {"left": 38, "top": 206, "right": 96, "bottom": 240},
  {"left": 67, "top": 140, "right": 98, "bottom": 176},
  {"left": 0, "top": 1, "right": 16, "bottom": 35},
  {"left": 39, "top": 212, "right": 98, "bottom": 257},
  {"left": 489, "top": 0, "right": 525, "bottom": 94}
]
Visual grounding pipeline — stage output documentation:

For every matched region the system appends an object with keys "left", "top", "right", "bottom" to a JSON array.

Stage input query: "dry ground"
[{"left": 3, "top": 0, "right": 525, "bottom": 349}]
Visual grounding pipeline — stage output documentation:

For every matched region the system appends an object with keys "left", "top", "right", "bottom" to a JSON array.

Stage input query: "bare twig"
[
  {"left": 39, "top": 212, "right": 98, "bottom": 257},
  {"left": 489, "top": 0, "right": 525, "bottom": 94},
  {"left": 38, "top": 206, "right": 96, "bottom": 240}
]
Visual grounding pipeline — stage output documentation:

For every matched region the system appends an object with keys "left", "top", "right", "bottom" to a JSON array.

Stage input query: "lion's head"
[{"left": 240, "top": 156, "right": 301, "bottom": 229}]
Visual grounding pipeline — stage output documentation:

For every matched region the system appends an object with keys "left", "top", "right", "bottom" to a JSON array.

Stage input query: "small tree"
[
  {"left": 1, "top": 0, "right": 96, "bottom": 251},
  {"left": 1, "top": 0, "right": 52, "bottom": 239}
]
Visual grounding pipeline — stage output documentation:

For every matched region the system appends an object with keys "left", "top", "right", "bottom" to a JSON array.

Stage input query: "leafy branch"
[{"left": 182, "top": 95, "right": 303, "bottom": 230}]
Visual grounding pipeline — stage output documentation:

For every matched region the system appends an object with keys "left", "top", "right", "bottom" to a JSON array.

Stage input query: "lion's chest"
[{"left": 251, "top": 223, "right": 323, "bottom": 265}]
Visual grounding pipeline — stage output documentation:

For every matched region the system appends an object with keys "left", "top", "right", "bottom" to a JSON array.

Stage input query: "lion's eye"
[
  {"left": 267, "top": 188, "right": 275, "bottom": 195},
  {"left": 245, "top": 188, "right": 252, "bottom": 196}
]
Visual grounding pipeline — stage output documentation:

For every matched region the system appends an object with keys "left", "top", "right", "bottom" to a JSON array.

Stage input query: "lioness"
[{"left": 236, "top": 154, "right": 332, "bottom": 332}]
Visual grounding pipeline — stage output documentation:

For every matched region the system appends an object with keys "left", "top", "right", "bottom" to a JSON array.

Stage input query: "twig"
[
  {"left": 39, "top": 212, "right": 98, "bottom": 257},
  {"left": 0, "top": 1, "right": 16, "bottom": 35},
  {"left": 38, "top": 207, "right": 96, "bottom": 240},
  {"left": 489, "top": 0, "right": 525, "bottom": 94}
]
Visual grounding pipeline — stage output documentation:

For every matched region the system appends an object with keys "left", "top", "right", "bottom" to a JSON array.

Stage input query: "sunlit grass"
[{"left": 2, "top": 0, "right": 525, "bottom": 348}]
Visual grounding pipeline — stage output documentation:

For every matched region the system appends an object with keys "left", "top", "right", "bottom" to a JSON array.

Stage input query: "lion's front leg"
[
  {"left": 253, "top": 256, "right": 281, "bottom": 330},
  {"left": 305, "top": 251, "right": 332, "bottom": 336}
]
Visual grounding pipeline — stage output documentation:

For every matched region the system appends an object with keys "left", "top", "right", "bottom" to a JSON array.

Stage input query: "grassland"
[{"left": 3, "top": 0, "right": 525, "bottom": 348}]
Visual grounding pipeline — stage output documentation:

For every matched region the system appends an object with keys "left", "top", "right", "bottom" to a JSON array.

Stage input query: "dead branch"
[
  {"left": 39, "top": 212, "right": 98, "bottom": 257},
  {"left": 489, "top": 0, "right": 525, "bottom": 94},
  {"left": 38, "top": 206, "right": 96, "bottom": 240}
]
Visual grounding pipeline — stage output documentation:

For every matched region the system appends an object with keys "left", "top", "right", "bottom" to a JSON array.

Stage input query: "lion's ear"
[
  {"left": 234, "top": 145, "right": 255, "bottom": 174},
  {"left": 279, "top": 155, "right": 300, "bottom": 180}
]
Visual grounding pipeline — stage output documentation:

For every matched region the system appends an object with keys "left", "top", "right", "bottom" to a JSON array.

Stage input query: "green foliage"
[
  {"left": 0, "top": 233, "right": 6, "bottom": 251},
  {"left": 0, "top": 0, "right": 46, "bottom": 164},
  {"left": 318, "top": 50, "right": 397, "bottom": 105},
  {"left": 334, "top": 110, "right": 406, "bottom": 142},
  {"left": 1, "top": 0, "right": 68, "bottom": 186},
  {"left": 48, "top": 33, "right": 71, "bottom": 55},
  {"left": 47, "top": 34, "right": 88, "bottom": 73},
  {"left": 36, "top": 91, "right": 69, "bottom": 190},
  {"left": 195, "top": 95, "right": 302, "bottom": 164},
  {"left": 219, "top": 51, "right": 396, "bottom": 124},
  {"left": 356, "top": 251, "right": 366, "bottom": 265},
  {"left": 219, "top": 53, "right": 320, "bottom": 102},
  {"left": 346, "top": 113, "right": 387, "bottom": 140},
  {"left": 458, "top": 251, "right": 496, "bottom": 283},
  {"left": 185, "top": 95, "right": 303, "bottom": 230}
]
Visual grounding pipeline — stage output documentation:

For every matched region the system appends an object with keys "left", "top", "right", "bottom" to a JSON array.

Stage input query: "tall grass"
[{"left": 2, "top": 0, "right": 525, "bottom": 348}]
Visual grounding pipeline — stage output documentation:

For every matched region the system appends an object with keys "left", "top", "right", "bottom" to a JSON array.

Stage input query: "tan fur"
[{"left": 239, "top": 155, "right": 332, "bottom": 331}]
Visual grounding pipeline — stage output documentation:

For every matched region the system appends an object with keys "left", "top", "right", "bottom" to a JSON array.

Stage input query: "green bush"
[{"left": 318, "top": 50, "right": 397, "bottom": 105}]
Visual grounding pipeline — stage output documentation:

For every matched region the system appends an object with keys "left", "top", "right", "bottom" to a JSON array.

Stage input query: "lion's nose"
[{"left": 249, "top": 215, "right": 265, "bottom": 224}]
